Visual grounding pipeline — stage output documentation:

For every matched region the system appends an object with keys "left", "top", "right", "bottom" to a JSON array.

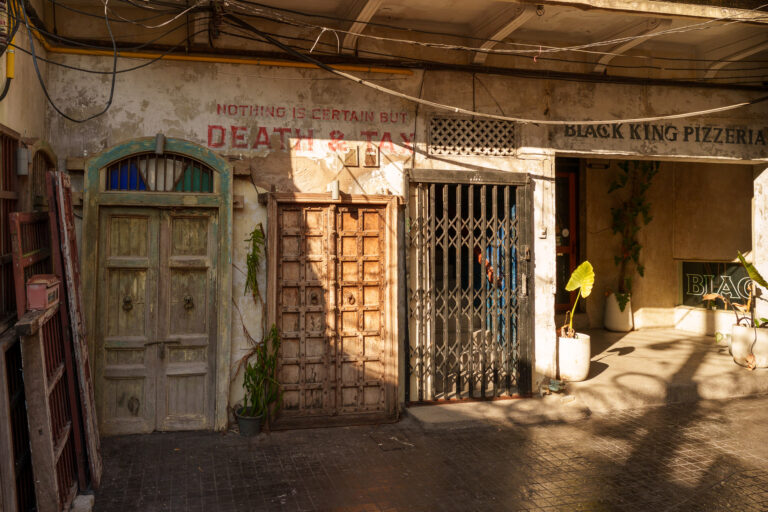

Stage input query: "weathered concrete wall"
[
  {"left": 42, "top": 54, "right": 768, "bottom": 403},
  {"left": 585, "top": 161, "right": 753, "bottom": 333},
  {"left": 0, "top": 28, "right": 47, "bottom": 139}
]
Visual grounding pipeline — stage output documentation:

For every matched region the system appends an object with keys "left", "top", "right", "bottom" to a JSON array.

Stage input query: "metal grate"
[
  {"left": 408, "top": 183, "right": 530, "bottom": 401},
  {"left": 105, "top": 152, "right": 214, "bottom": 192},
  {"left": 0, "top": 132, "right": 19, "bottom": 327},
  {"left": 428, "top": 117, "right": 516, "bottom": 156}
]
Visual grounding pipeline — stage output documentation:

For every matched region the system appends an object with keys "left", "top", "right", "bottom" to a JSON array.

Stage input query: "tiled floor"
[{"left": 95, "top": 395, "right": 768, "bottom": 511}]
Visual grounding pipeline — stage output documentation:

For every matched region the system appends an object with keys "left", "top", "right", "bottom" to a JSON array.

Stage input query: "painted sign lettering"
[{"left": 564, "top": 123, "right": 767, "bottom": 146}]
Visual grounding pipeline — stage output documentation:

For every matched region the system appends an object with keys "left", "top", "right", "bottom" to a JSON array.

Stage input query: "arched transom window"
[{"left": 104, "top": 152, "right": 215, "bottom": 193}]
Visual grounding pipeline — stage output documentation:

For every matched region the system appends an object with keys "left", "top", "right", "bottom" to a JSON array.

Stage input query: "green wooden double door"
[{"left": 94, "top": 207, "right": 217, "bottom": 435}]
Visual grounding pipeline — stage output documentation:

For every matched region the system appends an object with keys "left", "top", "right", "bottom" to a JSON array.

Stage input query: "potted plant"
[
  {"left": 558, "top": 261, "right": 595, "bottom": 381},
  {"left": 704, "top": 252, "right": 768, "bottom": 370},
  {"left": 605, "top": 160, "right": 659, "bottom": 331},
  {"left": 235, "top": 325, "right": 282, "bottom": 435}
]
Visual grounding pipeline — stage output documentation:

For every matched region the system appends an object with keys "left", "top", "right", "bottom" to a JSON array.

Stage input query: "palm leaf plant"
[
  {"left": 240, "top": 325, "right": 282, "bottom": 423},
  {"left": 560, "top": 261, "right": 595, "bottom": 338}
]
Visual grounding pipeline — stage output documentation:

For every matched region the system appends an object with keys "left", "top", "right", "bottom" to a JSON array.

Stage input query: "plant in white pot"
[
  {"left": 704, "top": 252, "right": 768, "bottom": 370},
  {"left": 558, "top": 261, "right": 595, "bottom": 382},
  {"left": 605, "top": 160, "right": 659, "bottom": 331}
]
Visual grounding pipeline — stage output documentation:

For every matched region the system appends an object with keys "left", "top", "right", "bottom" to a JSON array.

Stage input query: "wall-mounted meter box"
[{"left": 26, "top": 274, "right": 60, "bottom": 312}]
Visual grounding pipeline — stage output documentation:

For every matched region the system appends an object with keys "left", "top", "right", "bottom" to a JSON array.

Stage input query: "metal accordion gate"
[{"left": 407, "top": 172, "right": 533, "bottom": 401}]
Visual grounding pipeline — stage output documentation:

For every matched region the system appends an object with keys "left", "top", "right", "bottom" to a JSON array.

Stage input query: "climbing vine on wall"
[
  {"left": 609, "top": 160, "right": 659, "bottom": 310},
  {"left": 245, "top": 223, "right": 265, "bottom": 302}
]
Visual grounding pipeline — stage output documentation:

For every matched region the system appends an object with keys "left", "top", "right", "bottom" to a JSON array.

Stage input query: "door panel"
[
  {"left": 278, "top": 206, "right": 333, "bottom": 416},
  {"left": 96, "top": 207, "right": 216, "bottom": 434},
  {"left": 157, "top": 210, "right": 217, "bottom": 431},
  {"left": 97, "top": 208, "right": 159, "bottom": 435},
  {"left": 275, "top": 203, "right": 391, "bottom": 426}
]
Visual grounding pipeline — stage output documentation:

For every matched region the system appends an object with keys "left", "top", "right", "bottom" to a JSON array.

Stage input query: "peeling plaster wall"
[{"left": 42, "top": 55, "right": 768, "bottom": 402}]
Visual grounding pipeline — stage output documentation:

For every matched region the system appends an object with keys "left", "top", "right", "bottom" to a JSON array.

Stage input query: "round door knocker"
[
  {"left": 183, "top": 295, "right": 194, "bottom": 310},
  {"left": 122, "top": 296, "right": 133, "bottom": 311},
  {"left": 347, "top": 294, "right": 356, "bottom": 305},
  {"left": 309, "top": 292, "right": 319, "bottom": 305}
]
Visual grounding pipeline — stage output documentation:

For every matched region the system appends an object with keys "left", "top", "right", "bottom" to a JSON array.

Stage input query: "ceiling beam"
[
  {"left": 471, "top": 4, "right": 536, "bottom": 65},
  {"left": 341, "top": 0, "right": 384, "bottom": 53},
  {"left": 704, "top": 36, "right": 768, "bottom": 78},
  {"left": 593, "top": 18, "right": 671, "bottom": 74},
  {"left": 491, "top": 0, "right": 768, "bottom": 24}
]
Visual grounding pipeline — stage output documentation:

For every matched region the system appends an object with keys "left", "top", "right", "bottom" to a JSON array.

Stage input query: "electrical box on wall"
[{"left": 16, "top": 147, "right": 29, "bottom": 175}]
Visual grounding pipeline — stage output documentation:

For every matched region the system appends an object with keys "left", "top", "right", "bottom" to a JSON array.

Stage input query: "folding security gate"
[{"left": 407, "top": 173, "right": 532, "bottom": 401}]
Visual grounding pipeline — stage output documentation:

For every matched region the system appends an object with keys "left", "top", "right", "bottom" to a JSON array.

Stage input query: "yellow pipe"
[
  {"left": 29, "top": 26, "right": 411, "bottom": 76},
  {"left": 6, "top": 36, "right": 15, "bottom": 79}
]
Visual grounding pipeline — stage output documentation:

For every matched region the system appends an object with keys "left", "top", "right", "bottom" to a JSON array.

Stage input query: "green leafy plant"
[
  {"left": 704, "top": 251, "right": 768, "bottom": 328},
  {"left": 560, "top": 261, "right": 595, "bottom": 338},
  {"left": 240, "top": 325, "right": 282, "bottom": 421},
  {"left": 245, "top": 223, "right": 265, "bottom": 301},
  {"left": 608, "top": 161, "right": 659, "bottom": 311}
]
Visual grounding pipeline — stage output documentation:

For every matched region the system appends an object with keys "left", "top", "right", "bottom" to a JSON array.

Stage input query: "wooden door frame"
[
  {"left": 82, "top": 137, "right": 232, "bottom": 431},
  {"left": 266, "top": 192, "right": 400, "bottom": 422}
]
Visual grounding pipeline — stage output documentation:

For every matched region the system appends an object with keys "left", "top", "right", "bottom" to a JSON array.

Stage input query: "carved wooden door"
[
  {"left": 95, "top": 207, "right": 216, "bottom": 435},
  {"left": 275, "top": 203, "right": 392, "bottom": 427}
]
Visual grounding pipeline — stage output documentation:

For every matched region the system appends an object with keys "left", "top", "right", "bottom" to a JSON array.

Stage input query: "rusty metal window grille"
[
  {"left": 0, "top": 131, "right": 19, "bottom": 329},
  {"left": 428, "top": 117, "right": 516, "bottom": 156},
  {"left": 408, "top": 182, "right": 531, "bottom": 401},
  {"left": 3, "top": 335, "right": 36, "bottom": 510},
  {"left": 105, "top": 152, "right": 214, "bottom": 192}
]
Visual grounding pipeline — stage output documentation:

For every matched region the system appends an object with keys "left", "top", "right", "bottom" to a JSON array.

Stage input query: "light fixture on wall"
[
  {"left": 329, "top": 180, "right": 340, "bottom": 200},
  {"left": 16, "top": 147, "right": 28, "bottom": 175}
]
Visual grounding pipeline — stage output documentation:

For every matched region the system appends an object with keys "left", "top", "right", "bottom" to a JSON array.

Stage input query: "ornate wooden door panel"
[
  {"left": 275, "top": 202, "right": 392, "bottom": 426},
  {"left": 96, "top": 208, "right": 159, "bottom": 435},
  {"left": 157, "top": 210, "right": 217, "bottom": 430},
  {"left": 277, "top": 206, "right": 334, "bottom": 417},
  {"left": 337, "top": 207, "right": 386, "bottom": 415}
]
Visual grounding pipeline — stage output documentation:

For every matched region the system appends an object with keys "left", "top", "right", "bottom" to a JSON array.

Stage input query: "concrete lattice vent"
[{"left": 428, "top": 117, "right": 516, "bottom": 156}]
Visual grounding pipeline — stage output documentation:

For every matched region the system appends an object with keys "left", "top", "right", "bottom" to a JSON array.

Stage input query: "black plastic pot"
[{"left": 234, "top": 407, "right": 263, "bottom": 436}]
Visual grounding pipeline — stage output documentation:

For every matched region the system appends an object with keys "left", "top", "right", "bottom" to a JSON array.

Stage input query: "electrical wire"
[
  {"left": 8, "top": 27, "right": 210, "bottom": 75},
  {"left": 43, "top": 0, "right": 190, "bottom": 24},
  {"left": 7, "top": 10, "right": 207, "bottom": 50},
  {"left": 21, "top": 0, "right": 119, "bottom": 122},
  {"left": 225, "top": 13, "right": 768, "bottom": 126},
  {"left": 107, "top": 0, "right": 203, "bottom": 29},
  {"left": 219, "top": 23, "right": 768, "bottom": 82}
]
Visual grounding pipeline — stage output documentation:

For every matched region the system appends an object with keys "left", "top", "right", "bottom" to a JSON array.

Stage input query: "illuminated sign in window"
[{"left": 681, "top": 261, "right": 749, "bottom": 310}]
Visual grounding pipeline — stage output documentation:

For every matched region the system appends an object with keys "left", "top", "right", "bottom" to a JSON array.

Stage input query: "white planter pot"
[
  {"left": 604, "top": 293, "right": 633, "bottom": 332},
  {"left": 731, "top": 325, "right": 768, "bottom": 368},
  {"left": 558, "top": 333, "right": 591, "bottom": 382}
]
